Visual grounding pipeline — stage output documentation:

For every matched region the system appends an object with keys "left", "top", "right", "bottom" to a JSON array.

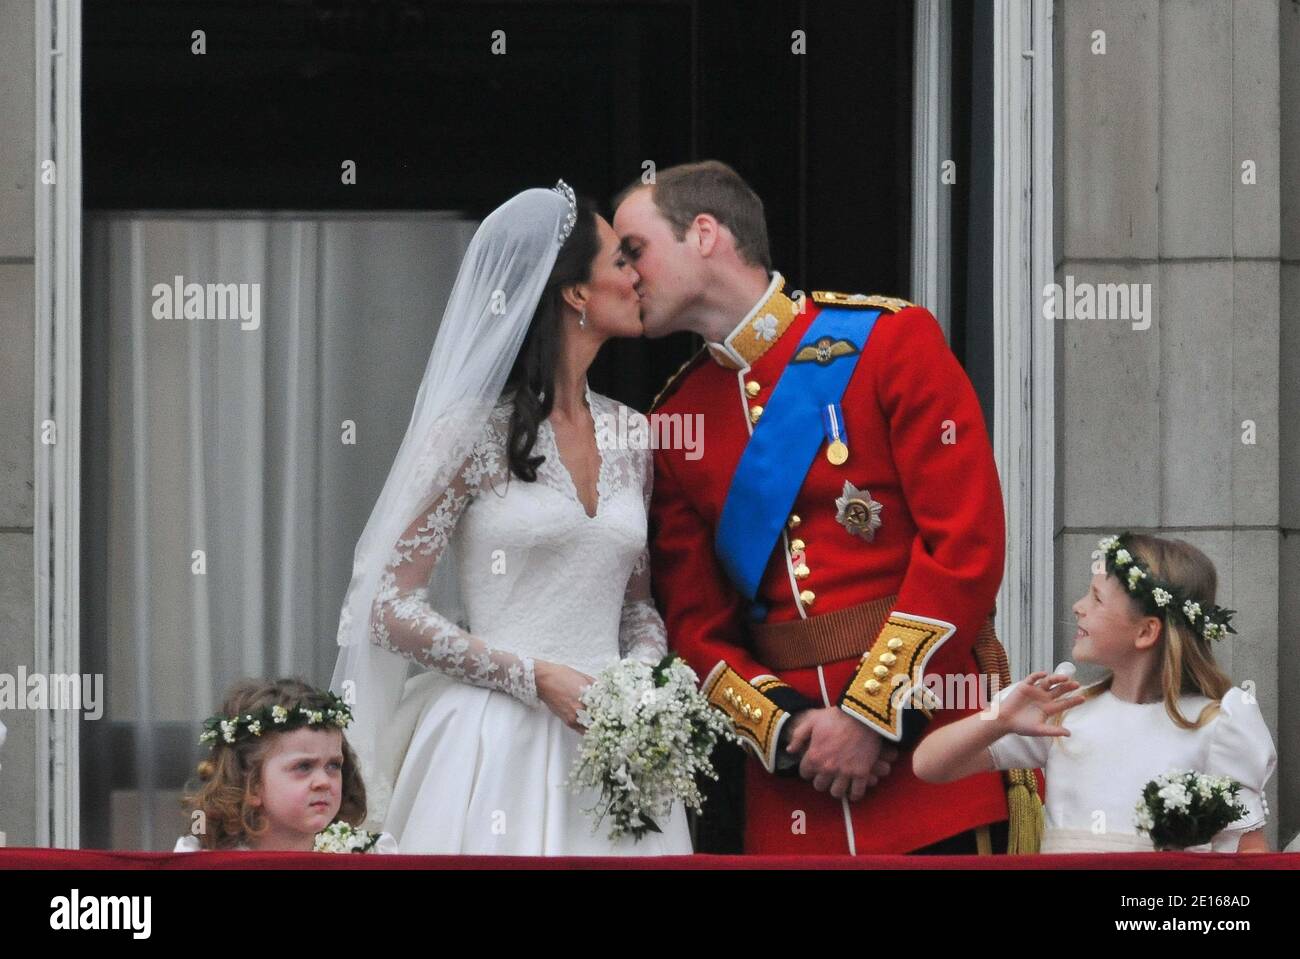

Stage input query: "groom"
[{"left": 614, "top": 160, "right": 1031, "bottom": 855}]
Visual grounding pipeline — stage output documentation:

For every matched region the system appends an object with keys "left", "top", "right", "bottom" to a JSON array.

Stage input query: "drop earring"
[{"left": 578, "top": 307, "right": 587, "bottom": 328}]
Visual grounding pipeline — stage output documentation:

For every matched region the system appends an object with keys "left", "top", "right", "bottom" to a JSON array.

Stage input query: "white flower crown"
[{"left": 1097, "top": 534, "right": 1236, "bottom": 642}]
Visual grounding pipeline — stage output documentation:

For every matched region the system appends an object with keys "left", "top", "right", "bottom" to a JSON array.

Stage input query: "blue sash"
[{"left": 715, "top": 307, "right": 881, "bottom": 607}]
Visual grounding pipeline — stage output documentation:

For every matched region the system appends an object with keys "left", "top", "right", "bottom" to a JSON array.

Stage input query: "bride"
[{"left": 332, "top": 182, "right": 692, "bottom": 855}]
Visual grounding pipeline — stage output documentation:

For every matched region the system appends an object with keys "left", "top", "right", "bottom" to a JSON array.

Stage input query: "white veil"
[{"left": 331, "top": 183, "right": 577, "bottom": 821}]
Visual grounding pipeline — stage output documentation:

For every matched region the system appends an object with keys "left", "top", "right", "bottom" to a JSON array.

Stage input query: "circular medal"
[{"left": 826, "top": 440, "right": 849, "bottom": 465}]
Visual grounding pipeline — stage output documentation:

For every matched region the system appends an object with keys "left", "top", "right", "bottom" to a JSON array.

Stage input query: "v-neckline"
[{"left": 543, "top": 382, "right": 604, "bottom": 520}]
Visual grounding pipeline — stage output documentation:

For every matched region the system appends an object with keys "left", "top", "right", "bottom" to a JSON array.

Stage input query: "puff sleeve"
[{"left": 1207, "top": 686, "right": 1277, "bottom": 849}]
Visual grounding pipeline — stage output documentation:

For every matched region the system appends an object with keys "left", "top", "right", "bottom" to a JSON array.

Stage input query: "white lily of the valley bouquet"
[
  {"left": 313, "top": 821, "right": 382, "bottom": 853},
  {"left": 1134, "top": 769, "right": 1248, "bottom": 850},
  {"left": 569, "top": 653, "right": 737, "bottom": 842}
]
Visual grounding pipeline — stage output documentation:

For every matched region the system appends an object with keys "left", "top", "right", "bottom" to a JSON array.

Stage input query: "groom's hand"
[{"left": 785, "top": 708, "right": 898, "bottom": 801}]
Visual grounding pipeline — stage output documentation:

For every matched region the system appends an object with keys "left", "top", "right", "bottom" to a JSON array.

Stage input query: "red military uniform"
[{"left": 650, "top": 273, "right": 1016, "bottom": 854}]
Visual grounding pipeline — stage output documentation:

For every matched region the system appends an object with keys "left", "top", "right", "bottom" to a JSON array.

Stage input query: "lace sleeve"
[
  {"left": 618, "top": 445, "right": 669, "bottom": 665},
  {"left": 369, "top": 420, "right": 538, "bottom": 707}
]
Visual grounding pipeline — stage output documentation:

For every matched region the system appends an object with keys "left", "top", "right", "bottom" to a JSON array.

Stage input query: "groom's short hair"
[{"left": 616, "top": 160, "right": 772, "bottom": 271}]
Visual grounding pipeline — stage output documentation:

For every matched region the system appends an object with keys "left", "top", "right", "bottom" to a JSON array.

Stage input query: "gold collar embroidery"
[{"left": 706, "top": 272, "right": 800, "bottom": 371}]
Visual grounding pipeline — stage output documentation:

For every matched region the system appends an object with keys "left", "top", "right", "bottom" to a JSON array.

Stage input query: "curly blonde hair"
[{"left": 180, "top": 677, "right": 368, "bottom": 849}]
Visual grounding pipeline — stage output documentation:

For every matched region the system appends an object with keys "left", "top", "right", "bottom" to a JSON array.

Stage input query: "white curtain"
[{"left": 82, "top": 212, "right": 478, "bottom": 850}]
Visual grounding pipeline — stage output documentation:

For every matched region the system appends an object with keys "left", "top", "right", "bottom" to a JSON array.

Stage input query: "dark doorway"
[{"left": 82, "top": 0, "right": 916, "bottom": 410}]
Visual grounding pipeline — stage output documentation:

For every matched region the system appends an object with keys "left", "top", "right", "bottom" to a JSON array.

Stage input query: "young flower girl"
[
  {"left": 913, "top": 533, "right": 1276, "bottom": 853},
  {"left": 175, "top": 678, "right": 397, "bottom": 853}
]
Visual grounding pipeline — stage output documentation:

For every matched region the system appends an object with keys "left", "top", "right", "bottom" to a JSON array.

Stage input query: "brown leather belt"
[{"left": 749, "top": 593, "right": 1004, "bottom": 677}]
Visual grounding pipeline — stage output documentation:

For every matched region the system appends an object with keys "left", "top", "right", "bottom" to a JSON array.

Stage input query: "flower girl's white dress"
[
  {"left": 172, "top": 832, "right": 399, "bottom": 853},
  {"left": 368, "top": 388, "right": 692, "bottom": 855},
  {"left": 987, "top": 681, "right": 1276, "bottom": 852}
]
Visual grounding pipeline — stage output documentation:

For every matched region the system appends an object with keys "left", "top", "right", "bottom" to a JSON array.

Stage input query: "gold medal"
[{"left": 822, "top": 403, "right": 850, "bottom": 466}]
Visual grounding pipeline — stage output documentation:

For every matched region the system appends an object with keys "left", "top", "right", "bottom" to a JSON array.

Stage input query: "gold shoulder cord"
[{"left": 811, "top": 291, "right": 916, "bottom": 313}]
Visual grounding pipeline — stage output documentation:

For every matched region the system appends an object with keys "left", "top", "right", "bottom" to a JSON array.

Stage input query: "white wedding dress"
[{"left": 368, "top": 385, "right": 693, "bottom": 855}]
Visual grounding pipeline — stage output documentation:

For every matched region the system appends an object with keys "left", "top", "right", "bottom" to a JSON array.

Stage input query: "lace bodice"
[{"left": 368, "top": 386, "right": 667, "bottom": 707}]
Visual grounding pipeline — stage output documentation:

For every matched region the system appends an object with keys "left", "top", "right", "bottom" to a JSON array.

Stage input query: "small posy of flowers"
[
  {"left": 1134, "top": 769, "right": 1248, "bottom": 851},
  {"left": 313, "top": 821, "right": 381, "bottom": 854},
  {"left": 568, "top": 654, "right": 737, "bottom": 842}
]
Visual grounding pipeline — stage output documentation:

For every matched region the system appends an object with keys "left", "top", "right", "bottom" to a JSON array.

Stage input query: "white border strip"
[
  {"left": 991, "top": 0, "right": 1055, "bottom": 680},
  {"left": 911, "top": 0, "right": 953, "bottom": 339},
  {"left": 34, "top": 0, "right": 82, "bottom": 848}
]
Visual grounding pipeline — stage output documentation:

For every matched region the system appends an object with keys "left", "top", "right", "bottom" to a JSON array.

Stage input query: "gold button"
[
  {"left": 749, "top": 405, "right": 764, "bottom": 423},
  {"left": 887, "top": 638, "right": 904, "bottom": 651},
  {"left": 880, "top": 652, "right": 897, "bottom": 666},
  {"left": 788, "top": 514, "right": 802, "bottom": 529},
  {"left": 865, "top": 679, "right": 882, "bottom": 694},
  {"left": 790, "top": 538, "right": 805, "bottom": 552},
  {"left": 745, "top": 380, "right": 761, "bottom": 397},
  {"left": 753, "top": 708, "right": 763, "bottom": 721},
  {"left": 794, "top": 564, "right": 810, "bottom": 579},
  {"left": 799, "top": 589, "right": 815, "bottom": 607},
  {"left": 873, "top": 665, "right": 889, "bottom": 679}
]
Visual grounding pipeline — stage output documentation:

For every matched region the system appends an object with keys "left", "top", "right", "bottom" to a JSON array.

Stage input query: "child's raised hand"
[{"left": 995, "top": 672, "right": 1086, "bottom": 738}]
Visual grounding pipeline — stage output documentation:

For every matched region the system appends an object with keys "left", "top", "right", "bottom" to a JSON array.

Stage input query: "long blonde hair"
[{"left": 1071, "top": 534, "right": 1232, "bottom": 729}]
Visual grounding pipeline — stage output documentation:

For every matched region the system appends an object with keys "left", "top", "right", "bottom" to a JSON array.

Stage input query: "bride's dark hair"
[{"left": 504, "top": 193, "right": 601, "bottom": 481}]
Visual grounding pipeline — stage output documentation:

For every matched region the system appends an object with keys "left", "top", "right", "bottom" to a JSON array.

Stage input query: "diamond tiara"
[{"left": 552, "top": 179, "right": 577, "bottom": 246}]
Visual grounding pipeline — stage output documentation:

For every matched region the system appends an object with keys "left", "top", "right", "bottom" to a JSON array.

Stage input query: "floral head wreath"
[
  {"left": 198, "top": 690, "right": 353, "bottom": 747},
  {"left": 1097, "top": 534, "right": 1237, "bottom": 642}
]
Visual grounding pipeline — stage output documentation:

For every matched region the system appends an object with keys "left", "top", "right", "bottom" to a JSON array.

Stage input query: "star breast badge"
[{"left": 835, "top": 481, "right": 883, "bottom": 541}]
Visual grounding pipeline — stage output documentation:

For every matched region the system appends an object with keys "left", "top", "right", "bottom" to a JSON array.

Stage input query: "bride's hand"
[
  {"left": 995, "top": 671, "right": 1085, "bottom": 738},
  {"left": 535, "top": 661, "right": 595, "bottom": 733}
]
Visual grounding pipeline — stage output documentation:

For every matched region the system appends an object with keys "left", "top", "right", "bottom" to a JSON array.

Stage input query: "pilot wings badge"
[{"left": 793, "top": 336, "right": 859, "bottom": 366}]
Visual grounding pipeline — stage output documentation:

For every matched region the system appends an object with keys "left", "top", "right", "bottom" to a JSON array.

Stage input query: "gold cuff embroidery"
[
  {"left": 701, "top": 662, "right": 789, "bottom": 773},
  {"left": 840, "top": 612, "right": 955, "bottom": 741}
]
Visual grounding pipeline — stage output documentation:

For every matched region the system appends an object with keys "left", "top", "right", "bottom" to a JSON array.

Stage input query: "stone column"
[
  {"left": 0, "top": 0, "right": 37, "bottom": 847},
  {"left": 1054, "top": 0, "right": 1290, "bottom": 848},
  {"left": 1278, "top": 0, "right": 1300, "bottom": 852}
]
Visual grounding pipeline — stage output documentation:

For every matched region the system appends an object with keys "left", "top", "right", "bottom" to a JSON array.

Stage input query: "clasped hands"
[{"left": 783, "top": 707, "right": 898, "bottom": 802}]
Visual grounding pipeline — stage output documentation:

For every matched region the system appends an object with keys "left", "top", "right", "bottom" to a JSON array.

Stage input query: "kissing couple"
[{"left": 333, "top": 160, "right": 1022, "bottom": 856}]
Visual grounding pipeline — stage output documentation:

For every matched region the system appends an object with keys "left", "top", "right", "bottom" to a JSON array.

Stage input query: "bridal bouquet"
[
  {"left": 1133, "top": 769, "right": 1248, "bottom": 850},
  {"left": 569, "top": 653, "right": 737, "bottom": 842}
]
